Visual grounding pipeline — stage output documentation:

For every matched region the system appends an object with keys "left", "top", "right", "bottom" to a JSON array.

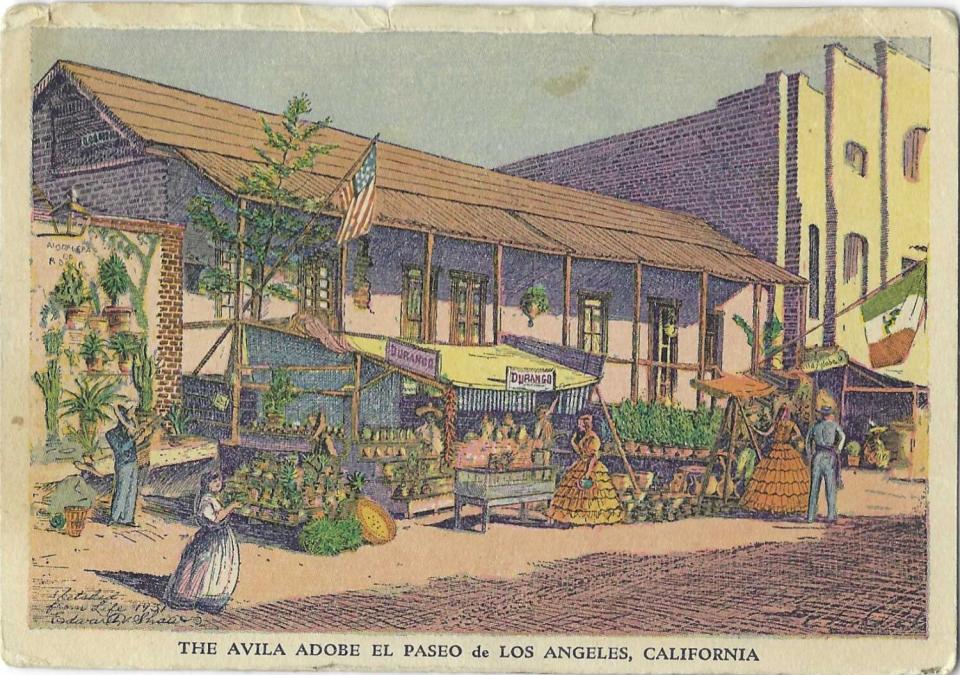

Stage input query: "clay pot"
[
  {"left": 85, "top": 356, "right": 104, "bottom": 373},
  {"left": 678, "top": 448, "right": 694, "bottom": 459},
  {"left": 695, "top": 448, "right": 711, "bottom": 460},
  {"left": 651, "top": 447, "right": 664, "bottom": 457},
  {"left": 638, "top": 445, "right": 651, "bottom": 456},
  {"left": 87, "top": 315, "right": 109, "bottom": 335},
  {"left": 635, "top": 471, "right": 655, "bottom": 490},
  {"left": 848, "top": 455, "right": 861, "bottom": 467},
  {"left": 64, "top": 306, "right": 90, "bottom": 331},
  {"left": 104, "top": 306, "right": 133, "bottom": 335},
  {"left": 624, "top": 440, "right": 638, "bottom": 454},
  {"left": 118, "top": 357, "right": 131, "bottom": 374}
]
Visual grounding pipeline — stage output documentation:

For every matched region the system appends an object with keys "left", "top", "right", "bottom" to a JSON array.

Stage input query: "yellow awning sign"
[{"left": 346, "top": 335, "right": 597, "bottom": 391}]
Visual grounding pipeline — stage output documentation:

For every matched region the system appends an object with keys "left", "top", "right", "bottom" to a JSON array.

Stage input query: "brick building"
[
  {"left": 31, "top": 60, "right": 804, "bottom": 415},
  {"left": 500, "top": 42, "right": 930, "bottom": 386}
]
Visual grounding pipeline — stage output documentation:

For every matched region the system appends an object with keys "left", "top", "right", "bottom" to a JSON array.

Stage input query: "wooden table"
[{"left": 453, "top": 466, "right": 555, "bottom": 533}]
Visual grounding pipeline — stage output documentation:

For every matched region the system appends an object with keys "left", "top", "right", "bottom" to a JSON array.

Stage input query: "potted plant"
[
  {"left": 164, "top": 402, "right": 194, "bottom": 443},
  {"left": 846, "top": 441, "right": 862, "bottom": 468},
  {"left": 107, "top": 331, "right": 139, "bottom": 374},
  {"left": 52, "top": 258, "right": 92, "bottom": 330},
  {"left": 98, "top": 252, "right": 133, "bottom": 334},
  {"left": 520, "top": 284, "right": 550, "bottom": 327},
  {"left": 78, "top": 331, "right": 108, "bottom": 372},
  {"left": 262, "top": 369, "right": 296, "bottom": 429}
]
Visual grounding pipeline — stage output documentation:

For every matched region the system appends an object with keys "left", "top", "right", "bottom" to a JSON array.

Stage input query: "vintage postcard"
[{"left": 1, "top": 5, "right": 957, "bottom": 673}]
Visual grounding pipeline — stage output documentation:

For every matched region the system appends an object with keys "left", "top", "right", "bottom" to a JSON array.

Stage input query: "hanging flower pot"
[
  {"left": 353, "top": 281, "right": 372, "bottom": 310},
  {"left": 520, "top": 284, "right": 550, "bottom": 328}
]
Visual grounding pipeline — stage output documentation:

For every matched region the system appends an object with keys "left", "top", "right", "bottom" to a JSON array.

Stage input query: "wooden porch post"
[
  {"left": 797, "top": 284, "right": 808, "bottom": 368},
  {"left": 562, "top": 254, "right": 572, "bottom": 346},
  {"left": 422, "top": 231, "right": 434, "bottom": 342},
  {"left": 751, "top": 283, "right": 762, "bottom": 374},
  {"left": 630, "top": 262, "right": 643, "bottom": 402},
  {"left": 228, "top": 198, "right": 247, "bottom": 446},
  {"left": 493, "top": 243, "right": 503, "bottom": 344},
  {"left": 337, "top": 243, "right": 348, "bottom": 333},
  {"left": 696, "top": 271, "right": 709, "bottom": 406},
  {"left": 351, "top": 352, "right": 362, "bottom": 443}
]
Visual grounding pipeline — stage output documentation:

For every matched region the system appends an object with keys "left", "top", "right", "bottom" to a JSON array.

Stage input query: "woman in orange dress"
[
  {"left": 546, "top": 414, "right": 623, "bottom": 526},
  {"left": 741, "top": 404, "right": 811, "bottom": 515}
]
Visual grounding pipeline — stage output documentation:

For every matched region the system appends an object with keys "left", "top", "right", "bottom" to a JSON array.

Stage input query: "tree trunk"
[{"left": 250, "top": 265, "right": 264, "bottom": 320}]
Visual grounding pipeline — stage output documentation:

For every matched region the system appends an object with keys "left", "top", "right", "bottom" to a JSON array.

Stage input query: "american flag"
[{"left": 335, "top": 143, "right": 378, "bottom": 246}]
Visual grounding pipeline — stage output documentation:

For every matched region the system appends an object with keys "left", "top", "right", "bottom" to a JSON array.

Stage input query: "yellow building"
[{"left": 503, "top": 40, "right": 930, "bottom": 387}]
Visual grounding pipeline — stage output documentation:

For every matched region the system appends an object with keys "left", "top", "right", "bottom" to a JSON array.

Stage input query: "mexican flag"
[{"left": 861, "top": 260, "right": 927, "bottom": 369}]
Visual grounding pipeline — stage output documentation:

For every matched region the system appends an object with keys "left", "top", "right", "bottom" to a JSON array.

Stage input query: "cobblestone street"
[{"left": 209, "top": 515, "right": 926, "bottom": 636}]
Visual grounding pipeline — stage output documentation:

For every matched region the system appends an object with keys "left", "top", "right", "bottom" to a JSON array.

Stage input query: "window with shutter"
[
  {"left": 844, "top": 141, "right": 868, "bottom": 177},
  {"left": 903, "top": 127, "right": 928, "bottom": 181}
]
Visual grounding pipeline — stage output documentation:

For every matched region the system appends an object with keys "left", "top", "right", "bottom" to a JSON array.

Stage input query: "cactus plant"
[
  {"left": 33, "top": 360, "right": 62, "bottom": 441},
  {"left": 131, "top": 336, "right": 155, "bottom": 416}
]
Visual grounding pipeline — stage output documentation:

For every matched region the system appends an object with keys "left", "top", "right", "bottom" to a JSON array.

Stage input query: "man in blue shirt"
[{"left": 805, "top": 405, "right": 846, "bottom": 523}]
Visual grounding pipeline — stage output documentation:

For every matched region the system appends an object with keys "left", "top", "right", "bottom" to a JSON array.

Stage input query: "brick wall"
[
  {"left": 156, "top": 227, "right": 184, "bottom": 414},
  {"left": 499, "top": 73, "right": 785, "bottom": 264}
]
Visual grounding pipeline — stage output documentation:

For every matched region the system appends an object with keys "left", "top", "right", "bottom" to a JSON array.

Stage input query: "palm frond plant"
[
  {"left": 78, "top": 331, "right": 108, "bottom": 372},
  {"left": 60, "top": 376, "right": 125, "bottom": 456},
  {"left": 107, "top": 331, "right": 139, "bottom": 374},
  {"left": 52, "top": 258, "right": 92, "bottom": 329}
]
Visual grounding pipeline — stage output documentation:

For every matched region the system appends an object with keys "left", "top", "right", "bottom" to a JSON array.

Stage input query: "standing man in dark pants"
[{"left": 805, "top": 405, "right": 846, "bottom": 523}]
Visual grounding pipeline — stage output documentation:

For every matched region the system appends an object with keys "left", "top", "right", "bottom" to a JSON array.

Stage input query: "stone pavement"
[{"left": 209, "top": 515, "right": 926, "bottom": 636}]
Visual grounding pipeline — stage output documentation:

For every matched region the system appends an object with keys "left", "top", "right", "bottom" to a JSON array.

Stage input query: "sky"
[{"left": 31, "top": 29, "right": 929, "bottom": 168}]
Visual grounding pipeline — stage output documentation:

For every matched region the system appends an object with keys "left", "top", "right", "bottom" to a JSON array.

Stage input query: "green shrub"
[
  {"left": 845, "top": 441, "right": 862, "bottom": 458},
  {"left": 298, "top": 517, "right": 363, "bottom": 556}
]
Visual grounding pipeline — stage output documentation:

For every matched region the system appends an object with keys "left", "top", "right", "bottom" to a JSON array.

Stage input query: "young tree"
[{"left": 189, "top": 94, "right": 337, "bottom": 320}]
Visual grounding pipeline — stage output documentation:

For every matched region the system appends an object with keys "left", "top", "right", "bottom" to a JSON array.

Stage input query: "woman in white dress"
[{"left": 163, "top": 471, "right": 241, "bottom": 613}]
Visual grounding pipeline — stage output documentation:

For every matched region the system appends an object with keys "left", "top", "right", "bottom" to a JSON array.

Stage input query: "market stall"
[{"left": 346, "top": 336, "right": 600, "bottom": 518}]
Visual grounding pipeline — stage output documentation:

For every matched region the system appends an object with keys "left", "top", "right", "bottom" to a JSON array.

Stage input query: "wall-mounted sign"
[
  {"left": 386, "top": 339, "right": 441, "bottom": 381},
  {"left": 799, "top": 346, "right": 849, "bottom": 373},
  {"left": 506, "top": 367, "right": 556, "bottom": 392}
]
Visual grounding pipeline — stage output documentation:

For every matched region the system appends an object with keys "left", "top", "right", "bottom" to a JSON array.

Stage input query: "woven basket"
[
  {"left": 355, "top": 498, "right": 396, "bottom": 545},
  {"left": 63, "top": 506, "right": 89, "bottom": 537}
]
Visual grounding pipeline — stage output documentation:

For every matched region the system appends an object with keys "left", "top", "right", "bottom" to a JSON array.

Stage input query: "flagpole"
[
  {"left": 763, "top": 260, "right": 925, "bottom": 365},
  {"left": 191, "top": 133, "right": 380, "bottom": 376}
]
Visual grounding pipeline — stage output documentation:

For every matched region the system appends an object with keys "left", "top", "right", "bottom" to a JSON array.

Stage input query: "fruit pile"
[{"left": 223, "top": 452, "right": 364, "bottom": 525}]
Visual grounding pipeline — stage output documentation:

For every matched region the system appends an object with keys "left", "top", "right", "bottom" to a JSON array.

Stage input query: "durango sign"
[
  {"left": 505, "top": 367, "right": 556, "bottom": 392},
  {"left": 385, "top": 339, "right": 441, "bottom": 381}
]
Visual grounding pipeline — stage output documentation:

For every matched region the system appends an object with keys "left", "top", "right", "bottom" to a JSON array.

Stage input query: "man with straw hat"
[
  {"left": 106, "top": 404, "right": 161, "bottom": 526},
  {"left": 805, "top": 404, "right": 846, "bottom": 523},
  {"left": 415, "top": 402, "right": 444, "bottom": 456}
]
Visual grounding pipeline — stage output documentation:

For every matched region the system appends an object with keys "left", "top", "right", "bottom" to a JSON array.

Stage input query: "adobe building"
[
  {"left": 500, "top": 42, "right": 930, "bottom": 388},
  {"left": 31, "top": 60, "right": 803, "bottom": 422}
]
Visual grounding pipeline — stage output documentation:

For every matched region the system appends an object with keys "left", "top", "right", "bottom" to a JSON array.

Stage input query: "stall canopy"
[
  {"left": 346, "top": 336, "right": 597, "bottom": 391},
  {"left": 691, "top": 373, "right": 776, "bottom": 400}
]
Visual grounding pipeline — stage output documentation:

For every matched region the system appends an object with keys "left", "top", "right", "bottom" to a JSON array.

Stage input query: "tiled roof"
[{"left": 38, "top": 60, "right": 805, "bottom": 286}]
